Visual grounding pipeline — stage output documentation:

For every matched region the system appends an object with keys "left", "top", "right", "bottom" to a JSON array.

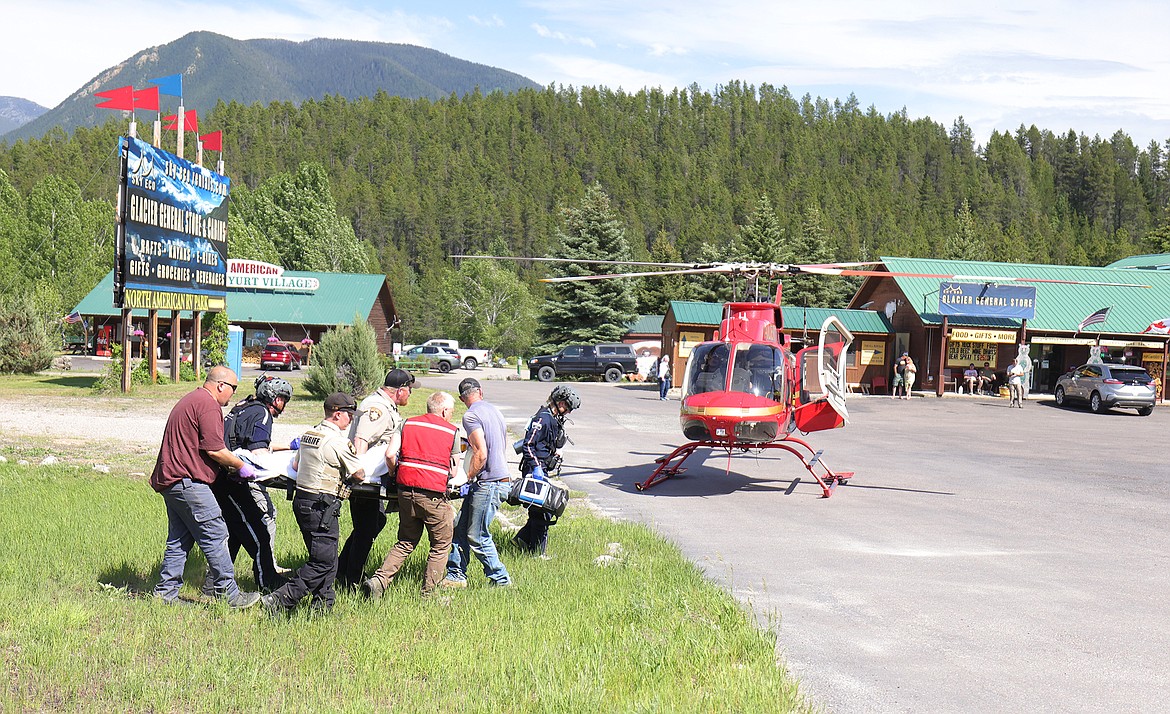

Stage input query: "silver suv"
[{"left": 1054, "top": 363, "right": 1156, "bottom": 416}]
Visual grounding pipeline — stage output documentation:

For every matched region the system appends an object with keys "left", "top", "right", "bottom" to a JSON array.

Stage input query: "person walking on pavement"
[
  {"left": 262, "top": 393, "right": 365, "bottom": 615},
  {"left": 658, "top": 353, "right": 671, "bottom": 400},
  {"left": 150, "top": 366, "right": 261, "bottom": 609},
  {"left": 363, "top": 391, "right": 462, "bottom": 597},
  {"left": 443, "top": 378, "right": 513, "bottom": 588},
  {"left": 1008, "top": 361, "right": 1026, "bottom": 408},
  {"left": 336, "top": 369, "right": 414, "bottom": 589}
]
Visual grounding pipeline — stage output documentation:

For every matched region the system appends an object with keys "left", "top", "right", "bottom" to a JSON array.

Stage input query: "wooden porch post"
[{"left": 936, "top": 316, "right": 949, "bottom": 397}]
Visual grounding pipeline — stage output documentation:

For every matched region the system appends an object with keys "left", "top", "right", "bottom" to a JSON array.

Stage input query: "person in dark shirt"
[
  {"left": 211, "top": 375, "right": 296, "bottom": 593},
  {"left": 514, "top": 385, "right": 579, "bottom": 556},
  {"left": 150, "top": 366, "right": 260, "bottom": 609}
]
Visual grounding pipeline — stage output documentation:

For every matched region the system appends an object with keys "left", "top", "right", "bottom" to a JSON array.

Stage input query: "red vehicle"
[{"left": 260, "top": 343, "right": 302, "bottom": 371}]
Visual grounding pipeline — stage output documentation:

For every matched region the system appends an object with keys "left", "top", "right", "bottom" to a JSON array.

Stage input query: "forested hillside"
[{"left": 2, "top": 82, "right": 1169, "bottom": 348}]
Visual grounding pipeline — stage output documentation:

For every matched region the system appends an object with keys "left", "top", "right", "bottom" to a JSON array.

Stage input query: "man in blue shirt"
[{"left": 443, "top": 378, "right": 512, "bottom": 588}]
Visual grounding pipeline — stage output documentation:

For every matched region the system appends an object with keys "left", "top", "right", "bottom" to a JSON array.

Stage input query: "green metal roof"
[
  {"left": 625, "top": 314, "right": 664, "bottom": 334},
  {"left": 669, "top": 301, "right": 725, "bottom": 326},
  {"left": 1105, "top": 253, "right": 1170, "bottom": 270},
  {"left": 74, "top": 270, "right": 389, "bottom": 325},
  {"left": 877, "top": 257, "right": 1170, "bottom": 333},
  {"left": 668, "top": 300, "right": 892, "bottom": 334}
]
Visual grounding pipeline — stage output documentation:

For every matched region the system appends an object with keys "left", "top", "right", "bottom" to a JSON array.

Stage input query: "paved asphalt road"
[
  {"left": 420, "top": 370, "right": 1170, "bottom": 714},
  {"left": 59, "top": 360, "right": 1170, "bottom": 711}
]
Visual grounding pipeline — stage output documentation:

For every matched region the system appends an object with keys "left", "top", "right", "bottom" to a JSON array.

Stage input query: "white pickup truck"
[{"left": 420, "top": 340, "right": 492, "bottom": 370}]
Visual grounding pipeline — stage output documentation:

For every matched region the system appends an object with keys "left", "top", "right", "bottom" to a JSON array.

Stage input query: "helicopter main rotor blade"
[
  {"left": 540, "top": 265, "right": 736, "bottom": 282},
  {"left": 799, "top": 266, "right": 1151, "bottom": 288},
  {"left": 451, "top": 254, "right": 701, "bottom": 268}
]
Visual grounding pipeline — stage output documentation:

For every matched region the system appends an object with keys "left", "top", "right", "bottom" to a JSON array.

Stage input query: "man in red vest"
[{"left": 362, "top": 391, "right": 462, "bottom": 597}]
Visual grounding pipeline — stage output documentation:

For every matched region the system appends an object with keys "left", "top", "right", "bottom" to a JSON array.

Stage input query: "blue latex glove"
[
  {"left": 531, "top": 464, "right": 546, "bottom": 481},
  {"left": 237, "top": 463, "right": 257, "bottom": 481},
  {"left": 288, "top": 436, "right": 301, "bottom": 450},
  {"left": 457, "top": 483, "right": 471, "bottom": 498}
]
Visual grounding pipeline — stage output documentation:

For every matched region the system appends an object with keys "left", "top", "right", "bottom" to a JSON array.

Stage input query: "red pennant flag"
[
  {"left": 95, "top": 85, "right": 135, "bottom": 111},
  {"left": 162, "top": 110, "right": 199, "bottom": 132},
  {"left": 199, "top": 131, "right": 222, "bottom": 152},
  {"left": 133, "top": 86, "right": 159, "bottom": 112}
]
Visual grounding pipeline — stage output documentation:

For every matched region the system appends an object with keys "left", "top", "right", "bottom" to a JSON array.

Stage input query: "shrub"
[
  {"left": 202, "top": 311, "right": 229, "bottom": 367},
  {"left": 0, "top": 292, "right": 59, "bottom": 374},
  {"left": 302, "top": 314, "right": 384, "bottom": 399}
]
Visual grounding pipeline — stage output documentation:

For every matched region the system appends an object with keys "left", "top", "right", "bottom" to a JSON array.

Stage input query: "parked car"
[
  {"left": 1054, "top": 363, "right": 1156, "bottom": 415},
  {"left": 260, "top": 343, "right": 302, "bottom": 371},
  {"left": 401, "top": 344, "right": 461, "bottom": 373},
  {"left": 528, "top": 343, "right": 638, "bottom": 383},
  {"left": 419, "top": 339, "right": 493, "bottom": 370}
]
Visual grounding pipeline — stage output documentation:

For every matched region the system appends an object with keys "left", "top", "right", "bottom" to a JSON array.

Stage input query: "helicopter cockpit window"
[
  {"left": 685, "top": 343, "right": 732, "bottom": 395},
  {"left": 730, "top": 343, "right": 785, "bottom": 399}
]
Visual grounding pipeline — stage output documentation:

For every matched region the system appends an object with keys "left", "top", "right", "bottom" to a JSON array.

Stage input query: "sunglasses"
[{"left": 218, "top": 381, "right": 238, "bottom": 393}]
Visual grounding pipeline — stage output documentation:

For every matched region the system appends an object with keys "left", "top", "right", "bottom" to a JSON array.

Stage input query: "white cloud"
[
  {"left": 469, "top": 14, "right": 505, "bottom": 28},
  {"left": 532, "top": 53, "right": 675, "bottom": 92},
  {"left": 532, "top": 23, "right": 596, "bottom": 48}
]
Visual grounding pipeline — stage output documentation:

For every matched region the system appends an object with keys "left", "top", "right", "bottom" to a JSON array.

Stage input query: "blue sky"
[{"left": 7, "top": 0, "right": 1169, "bottom": 146}]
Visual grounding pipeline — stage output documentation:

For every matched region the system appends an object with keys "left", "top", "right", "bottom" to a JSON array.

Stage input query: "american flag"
[
  {"left": 1142, "top": 318, "right": 1170, "bottom": 335},
  {"left": 1077, "top": 306, "right": 1111, "bottom": 331},
  {"left": 63, "top": 311, "right": 82, "bottom": 324}
]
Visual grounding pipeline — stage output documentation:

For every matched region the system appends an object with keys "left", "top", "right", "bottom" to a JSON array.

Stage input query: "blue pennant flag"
[{"left": 148, "top": 74, "right": 182, "bottom": 100}]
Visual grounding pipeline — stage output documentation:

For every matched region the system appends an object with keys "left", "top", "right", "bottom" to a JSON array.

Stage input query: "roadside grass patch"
[{"left": 0, "top": 465, "right": 809, "bottom": 712}]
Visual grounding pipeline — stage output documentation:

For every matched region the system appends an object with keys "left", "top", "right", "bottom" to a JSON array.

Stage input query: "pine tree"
[
  {"left": 783, "top": 205, "right": 847, "bottom": 307},
  {"left": 637, "top": 230, "right": 690, "bottom": 314},
  {"left": 945, "top": 199, "right": 985, "bottom": 260},
  {"left": 537, "top": 183, "right": 638, "bottom": 350},
  {"left": 737, "top": 193, "right": 787, "bottom": 263}
]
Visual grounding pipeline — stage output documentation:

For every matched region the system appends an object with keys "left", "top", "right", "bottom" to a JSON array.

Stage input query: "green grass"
[{"left": 0, "top": 465, "right": 810, "bottom": 713}]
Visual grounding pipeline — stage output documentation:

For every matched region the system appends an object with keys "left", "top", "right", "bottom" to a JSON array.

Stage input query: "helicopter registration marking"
[{"left": 681, "top": 405, "right": 786, "bottom": 417}]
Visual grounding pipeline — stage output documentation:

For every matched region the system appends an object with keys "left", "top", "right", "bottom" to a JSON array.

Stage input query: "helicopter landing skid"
[{"left": 635, "top": 436, "right": 852, "bottom": 497}]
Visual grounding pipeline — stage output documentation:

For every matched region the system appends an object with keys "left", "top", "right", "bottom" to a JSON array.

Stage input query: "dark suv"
[
  {"left": 1054, "top": 363, "right": 1156, "bottom": 416},
  {"left": 528, "top": 343, "right": 638, "bottom": 383}
]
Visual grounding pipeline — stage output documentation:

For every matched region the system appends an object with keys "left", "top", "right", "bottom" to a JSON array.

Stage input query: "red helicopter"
[{"left": 457, "top": 256, "right": 1149, "bottom": 497}]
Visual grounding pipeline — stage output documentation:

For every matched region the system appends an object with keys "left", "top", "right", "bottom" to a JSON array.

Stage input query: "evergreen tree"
[
  {"left": 537, "top": 183, "right": 638, "bottom": 350},
  {"left": 737, "top": 193, "right": 787, "bottom": 263},
  {"left": 302, "top": 314, "right": 384, "bottom": 399},
  {"left": 783, "top": 205, "right": 848, "bottom": 307},
  {"left": 637, "top": 230, "right": 690, "bottom": 314},
  {"left": 945, "top": 199, "right": 985, "bottom": 260}
]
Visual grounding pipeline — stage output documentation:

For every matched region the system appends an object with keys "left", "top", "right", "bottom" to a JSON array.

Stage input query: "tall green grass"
[{"left": 0, "top": 465, "right": 809, "bottom": 713}]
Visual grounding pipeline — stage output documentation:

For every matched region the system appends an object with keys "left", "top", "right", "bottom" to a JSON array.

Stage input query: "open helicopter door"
[{"left": 790, "top": 316, "right": 854, "bottom": 433}]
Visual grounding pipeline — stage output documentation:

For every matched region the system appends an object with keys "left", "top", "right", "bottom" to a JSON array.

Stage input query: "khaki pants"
[{"left": 370, "top": 487, "right": 454, "bottom": 594}]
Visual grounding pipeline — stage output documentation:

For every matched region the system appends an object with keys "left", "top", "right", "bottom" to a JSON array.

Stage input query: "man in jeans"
[
  {"left": 443, "top": 378, "right": 512, "bottom": 588},
  {"left": 150, "top": 366, "right": 261, "bottom": 609}
]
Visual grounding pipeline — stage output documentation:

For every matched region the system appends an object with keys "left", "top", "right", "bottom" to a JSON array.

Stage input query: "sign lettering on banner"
[
  {"left": 226, "top": 259, "right": 320, "bottom": 292},
  {"left": 114, "top": 136, "right": 230, "bottom": 310},
  {"left": 949, "top": 329, "right": 1018, "bottom": 343},
  {"left": 938, "top": 282, "right": 1036, "bottom": 319}
]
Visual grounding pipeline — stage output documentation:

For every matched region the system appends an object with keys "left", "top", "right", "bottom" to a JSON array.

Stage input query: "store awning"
[{"left": 1030, "top": 336, "right": 1168, "bottom": 349}]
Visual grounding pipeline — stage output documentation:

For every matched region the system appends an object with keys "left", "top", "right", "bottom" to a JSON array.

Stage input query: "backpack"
[{"left": 648, "top": 360, "right": 659, "bottom": 380}]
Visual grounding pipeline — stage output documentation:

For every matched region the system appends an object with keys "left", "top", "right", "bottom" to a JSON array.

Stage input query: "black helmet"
[
  {"left": 549, "top": 385, "right": 580, "bottom": 411},
  {"left": 255, "top": 374, "right": 293, "bottom": 405}
]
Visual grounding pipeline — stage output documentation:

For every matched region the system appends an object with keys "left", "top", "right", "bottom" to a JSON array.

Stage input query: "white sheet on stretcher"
[
  {"left": 233, "top": 444, "right": 391, "bottom": 484},
  {"left": 234, "top": 443, "right": 469, "bottom": 488}
]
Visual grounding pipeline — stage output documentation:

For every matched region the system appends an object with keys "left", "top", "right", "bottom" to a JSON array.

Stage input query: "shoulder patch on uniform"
[{"left": 368, "top": 407, "right": 383, "bottom": 422}]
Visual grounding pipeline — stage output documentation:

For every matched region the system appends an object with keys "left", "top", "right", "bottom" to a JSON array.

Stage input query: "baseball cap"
[
  {"left": 384, "top": 369, "right": 416, "bottom": 389},
  {"left": 324, "top": 392, "right": 360, "bottom": 415},
  {"left": 458, "top": 377, "right": 482, "bottom": 397}
]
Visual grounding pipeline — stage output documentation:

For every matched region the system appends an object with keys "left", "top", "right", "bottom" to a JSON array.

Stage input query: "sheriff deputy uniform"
[{"left": 264, "top": 393, "right": 364, "bottom": 612}]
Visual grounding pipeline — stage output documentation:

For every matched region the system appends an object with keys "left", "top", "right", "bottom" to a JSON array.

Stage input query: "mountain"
[
  {"left": 2, "top": 31, "right": 542, "bottom": 144},
  {"left": 0, "top": 97, "right": 48, "bottom": 135}
]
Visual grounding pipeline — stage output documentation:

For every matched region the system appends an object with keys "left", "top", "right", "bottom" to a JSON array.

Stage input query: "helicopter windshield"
[
  {"left": 729, "top": 343, "right": 785, "bottom": 398},
  {"left": 684, "top": 342, "right": 731, "bottom": 395}
]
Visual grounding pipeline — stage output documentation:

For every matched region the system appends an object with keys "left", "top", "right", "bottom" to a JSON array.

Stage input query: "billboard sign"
[
  {"left": 937, "top": 281, "right": 1036, "bottom": 319},
  {"left": 114, "top": 136, "right": 230, "bottom": 311},
  {"left": 226, "top": 260, "right": 320, "bottom": 292}
]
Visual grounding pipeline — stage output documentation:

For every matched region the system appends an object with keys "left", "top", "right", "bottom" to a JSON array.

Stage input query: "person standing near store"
[
  {"left": 1007, "top": 361, "right": 1026, "bottom": 408},
  {"left": 658, "top": 353, "right": 671, "bottom": 400},
  {"left": 363, "top": 391, "right": 461, "bottom": 598},
  {"left": 262, "top": 393, "right": 365, "bottom": 614},
  {"left": 901, "top": 354, "right": 917, "bottom": 399},
  {"left": 443, "top": 378, "right": 513, "bottom": 588},
  {"left": 514, "top": 385, "right": 580, "bottom": 556},
  {"left": 336, "top": 369, "right": 415, "bottom": 589},
  {"left": 150, "top": 366, "right": 260, "bottom": 609}
]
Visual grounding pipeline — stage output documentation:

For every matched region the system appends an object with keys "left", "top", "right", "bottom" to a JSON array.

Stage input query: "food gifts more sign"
[{"left": 226, "top": 260, "right": 320, "bottom": 292}]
